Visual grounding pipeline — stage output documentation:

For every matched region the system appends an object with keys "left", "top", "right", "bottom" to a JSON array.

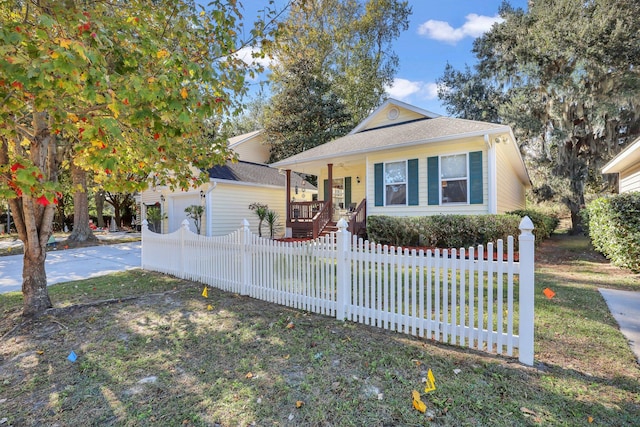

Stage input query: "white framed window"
[
  {"left": 384, "top": 161, "right": 407, "bottom": 205},
  {"left": 441, "top": 153, "right": 468, "bottom": 204}
]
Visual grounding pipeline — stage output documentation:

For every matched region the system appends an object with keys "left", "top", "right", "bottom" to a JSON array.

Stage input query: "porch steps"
[
  {"left": 288, "top": 221, "right": 338, "bottom": 240},
  {"left": 318, "top": 221, "right": 338, "bottom": 238}
]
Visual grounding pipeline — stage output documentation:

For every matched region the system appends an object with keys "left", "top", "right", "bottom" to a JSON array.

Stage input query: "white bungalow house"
[
  {"left": 602, "top": 136, "right": 640, "bottom": 193},
  {"left": 139, "top": 130, "right": 316, "bottom": 236},
  {"left": 271, "top": 99, "right": 531, "bottom": 238}
]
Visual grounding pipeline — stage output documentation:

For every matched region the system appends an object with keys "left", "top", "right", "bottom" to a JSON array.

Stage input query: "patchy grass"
[{"left": 0, "top": 233, "right": 639, "bottom": 426}]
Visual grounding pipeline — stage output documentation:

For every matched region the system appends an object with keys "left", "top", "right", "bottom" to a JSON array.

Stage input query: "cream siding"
[
  {"left": 230, "top": 133, "right": 271, "bottom": 163},
  {"left": 318, "top": 164, "right": 367, "bottom": 206},
  {"left": 620, "top": 163, "right": 640, "bottom": 193},
  {"left": 495, "top": 144, "right": 527, "bottom": 212},
  {"left": 364, "top": 137, "right": 489, "bottom": 217},
  {"left": 140, "top": 190, "right": 162, "bottom": 204},
  {"left": 207, "top": 183, "right": 286, "bottom": 237}
]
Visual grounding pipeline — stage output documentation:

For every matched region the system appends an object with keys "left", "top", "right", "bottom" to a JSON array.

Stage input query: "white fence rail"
[{"left": 142, "top": 217, "right": 535, "bottom": 365}]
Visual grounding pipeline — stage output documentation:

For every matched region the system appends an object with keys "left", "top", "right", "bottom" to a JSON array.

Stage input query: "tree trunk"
[
  {"left": 22, "top": 248, "right": 52, "bottom": 317},
  {"left": 68, "top": 162, "right": 97, "bottom": 242},
  {"left": 112, "top": 198, "right": 122, "bottom": 230},
  {"left": 1, "top": 113, "right": 58, "bottom": 317},
  {"left": 95, "top": 190, "right": 105, "bottom": 228}
]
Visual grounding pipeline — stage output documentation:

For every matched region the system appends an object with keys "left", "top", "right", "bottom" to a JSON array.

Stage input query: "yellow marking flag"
[{"left": 424, "top": 368, "right": 436, "bottom": 393}]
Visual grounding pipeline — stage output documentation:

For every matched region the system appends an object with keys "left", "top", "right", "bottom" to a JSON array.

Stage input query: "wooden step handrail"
[
  {"left": 312, "top": 201, "right": 332, "bottom": 239},
  {"left": 347, "top": 199, "right": 366, "bottom": 236}
]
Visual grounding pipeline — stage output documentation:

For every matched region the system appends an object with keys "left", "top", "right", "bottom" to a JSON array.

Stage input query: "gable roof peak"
[{"left": 349, "top": 98, "right": 441, "bottom": 135}]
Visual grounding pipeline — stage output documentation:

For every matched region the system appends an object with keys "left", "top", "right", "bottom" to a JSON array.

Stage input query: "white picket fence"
[{"left": 141, "top": 217, "right": 535, "bottom": 365}]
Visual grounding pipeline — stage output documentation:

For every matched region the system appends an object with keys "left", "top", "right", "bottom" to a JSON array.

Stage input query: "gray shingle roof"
[
  {"left": 272, "top": 117, "right": 510, "bottom": 166},
  {"left": 208, "top": 161, "right": 315, "bottom": 189}
]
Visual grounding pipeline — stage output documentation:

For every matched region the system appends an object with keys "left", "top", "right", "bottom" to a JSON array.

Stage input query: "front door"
[{"left": 324, "top": 177, "right": 352, "bottom": 221}]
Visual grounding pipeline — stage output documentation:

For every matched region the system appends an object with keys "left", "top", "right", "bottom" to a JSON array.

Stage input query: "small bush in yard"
[
  {"left": 507, "top": 209, "right": 560, "bottom": 241},
  {"left": 585, "top": 192, "right": 640, "bottom": 273}
]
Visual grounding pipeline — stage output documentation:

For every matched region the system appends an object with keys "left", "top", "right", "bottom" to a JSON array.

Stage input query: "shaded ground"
[
  {"left": 0, "top": 231, "right": 639, "bottom": 426},
  {"left": 0, "top": 231, "right": 141, "bottom": 257}
]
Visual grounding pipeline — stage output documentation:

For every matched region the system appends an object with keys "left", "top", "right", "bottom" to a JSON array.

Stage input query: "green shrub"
[
  {"left": 366, "top": 216, "right": 420, "bottom": 247},
  {"left": 507, "top": 209, "right": 560, "bottom": 242},
  {"left": 366, "top": 214, "right": 522, "bottom": 249},
  {"left": 585, "top": 193, "right": 640, "bottom": 273}
]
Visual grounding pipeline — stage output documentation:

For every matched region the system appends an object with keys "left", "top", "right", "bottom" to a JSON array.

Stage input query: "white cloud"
[
  {"left": 417, "top": 13, "right": 503, "bottom": 44},
  {"left": 385, "top": 78, "right": 440, "bottom": 101},
  {"left": 386, "top": 78, "right": 422, "bottom": 99},
  {"left": 234, "top": 46, "right": 276, "bottom": 68}
]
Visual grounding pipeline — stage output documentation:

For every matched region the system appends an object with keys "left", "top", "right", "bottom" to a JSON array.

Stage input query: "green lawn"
[{"left": 0, "top": 232, "right": 638, "bottom": 426}]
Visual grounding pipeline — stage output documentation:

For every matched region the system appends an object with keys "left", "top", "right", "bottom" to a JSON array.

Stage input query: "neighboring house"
[
  {"left": 602, "top": 136, "right": 640, "bottom": 193},
  {"left": 227, "top": 129, "right": 270, "bottom": 164},
  {"left": 139, "top": 130, "right": 316, "bottom": 236},
  {"left": 272, "top": 98, "right": 531, "bottom": 238}
]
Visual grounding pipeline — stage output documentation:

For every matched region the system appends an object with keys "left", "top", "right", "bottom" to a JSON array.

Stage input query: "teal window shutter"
[
  {"left": 344, "top": 177, "right": 352, "bottom": 208},
  {"left": 408, "top": 159, "right": 419, "bottom": 205},
  {"left": 427, "top": 156, "right": 439, "bottom": 205},
  {"left": 374, "top": 163, "right": 383, "bottom": 206},
  {"left": 323, "top": 179, "right": 329, "bottom": 201},
  {"left": 469, "top": 151, "right": 483, "bottom": 204}
]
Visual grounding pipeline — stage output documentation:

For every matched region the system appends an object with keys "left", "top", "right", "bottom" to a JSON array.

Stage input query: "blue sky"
[
  {"left": 386, "top": 0, "right": 528, "bottom": 115},
  {"left": 235, "top": 0, "right": 529, "bottom": 116}
]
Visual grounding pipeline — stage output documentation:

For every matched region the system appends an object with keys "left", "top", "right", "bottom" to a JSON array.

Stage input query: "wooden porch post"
[
  {"left": 327, "top": 163, "right": 333, "bottom": 215},
  {"left": 285, "top": 169, "right": 291, "bottom": 224}
]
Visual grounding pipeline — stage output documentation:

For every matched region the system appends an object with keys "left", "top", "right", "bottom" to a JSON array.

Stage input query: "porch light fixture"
[{"left": 295, "top": 184, "right": 299, "bottom": 194}]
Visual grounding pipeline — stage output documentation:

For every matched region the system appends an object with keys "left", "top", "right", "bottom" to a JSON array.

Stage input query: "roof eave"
[
  {"left": 272, "top": 126, "right": 513, "bottom": 169},
  {"left": 602, "top": 137, "right": 640, "bottom": 174}
]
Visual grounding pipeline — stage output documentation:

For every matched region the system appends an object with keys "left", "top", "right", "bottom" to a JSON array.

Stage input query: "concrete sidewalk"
[
  {"left": 0, "top": 242, "right": 141, "bottom": 294},
  {"left": 599, "top": 288, "right": 640, "bottom": 364}
]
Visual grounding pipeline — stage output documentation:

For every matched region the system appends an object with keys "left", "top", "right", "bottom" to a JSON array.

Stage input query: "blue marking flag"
[{"left": 67, "top": 351, "right": 78, "bottom": 363}]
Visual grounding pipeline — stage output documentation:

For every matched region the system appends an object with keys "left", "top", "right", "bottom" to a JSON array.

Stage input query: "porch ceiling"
[{"left": 277, "top": 154, "right": 364, "bottom": 176}]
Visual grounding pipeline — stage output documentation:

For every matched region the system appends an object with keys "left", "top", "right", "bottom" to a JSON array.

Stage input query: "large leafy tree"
[
  {"left": 0, "top": 0, "right": 268, "bottom": 316},
  {"left": 265, "top": 58, "right": 352, "bottom": 162},
  {"left": 439, "top": 0, "right": 640, "bottom": 232},
  {"left": 264, "top": 0, "right": 410, "bottom": 162}
]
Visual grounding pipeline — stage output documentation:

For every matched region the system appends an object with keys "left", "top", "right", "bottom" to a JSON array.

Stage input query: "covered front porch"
[{"left": 282, "top": 163, "right": 367, "bottom": 239}]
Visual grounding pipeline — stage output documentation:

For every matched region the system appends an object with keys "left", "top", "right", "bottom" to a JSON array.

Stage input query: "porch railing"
[
  {"left": 347, "top": 199, "right": 366, "bottom": 237},
  {"left": 290, "top": 201, "right": 324, "bottom": 222},
  {"left": 312, "top": 201, "right": 332, "bottom": 239}
]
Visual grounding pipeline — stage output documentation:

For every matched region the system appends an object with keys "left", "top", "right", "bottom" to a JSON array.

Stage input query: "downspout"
[
  {"left": 327, "top": 163, "right": 333, "bottom": 215},
  {"left": 485, "top": 134, "right": 498, "bottom": 214},
  {"left": 204, "top": 181, "right": 217, "bottom": 236}
]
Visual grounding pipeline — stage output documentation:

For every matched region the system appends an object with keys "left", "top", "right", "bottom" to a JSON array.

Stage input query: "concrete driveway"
[{"left": 0, "top": 242, "right": 141, "bottom": 294}]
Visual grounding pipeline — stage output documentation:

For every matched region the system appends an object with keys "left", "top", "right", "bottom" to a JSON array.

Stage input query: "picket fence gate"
[{"left": 141, "top": 217, "right": 535, "bottom": 366}]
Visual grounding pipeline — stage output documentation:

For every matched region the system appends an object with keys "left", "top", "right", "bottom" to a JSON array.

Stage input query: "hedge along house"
[
  {"left": 602, "top": 136, "right": 640, "bottom": 193},
  {"left": 139, "top": 130, "right": 316, "bottom": 236},
  {"left": 271, "top": 99, "right": 531, "bottom": 239}
]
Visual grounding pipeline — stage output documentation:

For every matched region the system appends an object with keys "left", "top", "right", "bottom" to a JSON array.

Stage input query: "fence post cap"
[
  {"left": 519, "top": 216, "right": 534, "bottom": 232},
  {"left": 181, "top": 219, "right": 190, "bottom": 228},
  {"left": 337, "top": 218, "right": 348, "bottom": 230},
  {"left": 242, "top": 218, "right": 250, "bottom": 228}
]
